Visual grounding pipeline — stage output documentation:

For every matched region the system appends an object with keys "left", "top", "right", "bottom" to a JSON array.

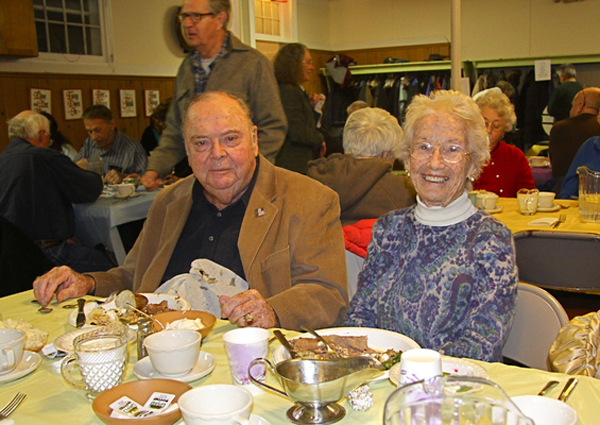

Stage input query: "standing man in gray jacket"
[{"left": 141, "top": 0, "right": 287, "bottom": 190}]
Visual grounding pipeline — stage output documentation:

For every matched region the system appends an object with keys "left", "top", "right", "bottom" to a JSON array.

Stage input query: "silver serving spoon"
[
  {"left": 538, "top": 380, "right": 559, "bottom": 396},
  {"left": 273, "top": 330, "right": 300, "bottom": 359}
]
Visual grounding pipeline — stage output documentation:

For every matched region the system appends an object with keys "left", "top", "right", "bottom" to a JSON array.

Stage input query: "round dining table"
[{"left": 1, "top": 289, "right": 600, "bottom": 424}]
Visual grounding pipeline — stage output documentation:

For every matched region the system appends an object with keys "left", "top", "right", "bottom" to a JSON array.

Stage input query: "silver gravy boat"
[{"left": 249, "top": 356, "right": 384, "bottom": 424}]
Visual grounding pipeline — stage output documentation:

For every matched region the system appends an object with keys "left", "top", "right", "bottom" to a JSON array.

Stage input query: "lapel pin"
[{"left": 255, "top": 207, "right": 265, "bottom": 217}]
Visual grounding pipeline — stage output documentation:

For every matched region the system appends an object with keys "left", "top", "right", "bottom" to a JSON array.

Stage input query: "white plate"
[
  {"left": 388, "top": 356, "right": 489, "bottom": 387},
  {"left": 133, "top": 351, "right": 215, "bottom": 382},
  {"left": 484, "top": 206, "right": 503, "bottom": 214},
  {"left": 114, "top": 191, "right": 141, "bottom": 199},
  {"left": 272, "top": 327, "right": 421, "bottom": 364},
  {"left": 53, "top": 327, "right": 136, "bottom": 354},
  {"left": 181, "top": 414, "right": 270, "bottom": 425},
  {"left": 537, "top": 204, "right": 561, "bottom": 212},
  {"left": 0, "top": 351, "right": 42, "bottom": 383},
  {"left": 67, "top": 293, "right": 191, "bottom": 327}
]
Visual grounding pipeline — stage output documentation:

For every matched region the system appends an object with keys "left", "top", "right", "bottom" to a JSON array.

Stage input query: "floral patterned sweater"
[{"left": 344, "top": 205, "right": 517, "bottom": 361}]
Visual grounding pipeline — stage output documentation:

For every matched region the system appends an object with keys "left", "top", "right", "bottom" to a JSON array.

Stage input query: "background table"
[
  {"left": 2, "top": 290, "right": 600, "bottom": 424},
  {"left": 73, "top": 189, "right": 160, "bottom": 265}
]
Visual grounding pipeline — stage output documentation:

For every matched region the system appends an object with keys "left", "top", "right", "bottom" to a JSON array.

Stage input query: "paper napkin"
[{"left": 528, "top": 217, "right": 558, "bottom": 226}]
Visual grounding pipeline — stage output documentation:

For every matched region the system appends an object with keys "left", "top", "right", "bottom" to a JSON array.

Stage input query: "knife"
[{"left": 76, "top": 298, "right": 86, "bottom": 328}]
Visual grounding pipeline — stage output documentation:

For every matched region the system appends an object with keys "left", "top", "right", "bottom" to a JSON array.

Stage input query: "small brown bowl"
[
  {"left": 151, "top": 310, "right": 216, "bottom": 338},
  {"left": 92, "top": 379, "right": 192, "bottom": 425}
]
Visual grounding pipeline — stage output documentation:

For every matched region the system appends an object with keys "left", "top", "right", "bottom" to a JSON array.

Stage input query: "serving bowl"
[
  {"left": 151, "top": 310, "right": 216, "bottom": 339},
  {"left": 92, "top": 378, "right": 192, "bottom": 425}
]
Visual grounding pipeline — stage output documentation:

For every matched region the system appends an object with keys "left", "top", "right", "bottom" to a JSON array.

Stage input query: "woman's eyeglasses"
[{"left": 410, "top": 142, "right": 471, "bottom": 163}]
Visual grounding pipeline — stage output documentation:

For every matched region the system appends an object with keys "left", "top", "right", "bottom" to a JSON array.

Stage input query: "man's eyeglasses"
[
  {"left": 177, "top": 12, "right": 214, "bottom": 23},
  {"left": 410, "top": 142, "right": 471, "bottom": 163},
  {"left": 484, "top": 120, "right": 504, "bottom": 133}
]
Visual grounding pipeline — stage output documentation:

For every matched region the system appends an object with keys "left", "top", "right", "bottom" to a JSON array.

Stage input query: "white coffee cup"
[
  {"left": 399, "top": 348, "right": 442, "bottom": 386},
  {"left": 115, "top": 183, "right": 136, "bottom": 197},
  {"left": 179, "top": 384, "right": 252, "bottom": 425},
  {"left": 0, "top": 329, "right": 25, "bottom": 375},
  {"left": 223, "top": 328, "right": 270, "bottom": 396},
  {"left": 512, "top": 395, "right": 577, "bottom": 425},
  {"left": 144, "top": 330, "right": 201, "bottom": 376},
  {"left": 476, "top": 191, "right": 499, "bottom": 210},
  {"left": 538, "top": 191, "right": 556, "bottom": 209}
]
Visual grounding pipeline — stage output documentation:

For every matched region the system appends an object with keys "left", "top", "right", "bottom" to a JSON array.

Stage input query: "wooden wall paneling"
[{"left": 0, "top": 78, "right": 7, "bottom": 152}]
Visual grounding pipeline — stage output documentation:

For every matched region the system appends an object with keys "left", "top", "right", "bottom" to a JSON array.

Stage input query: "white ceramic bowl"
[
  {"left": 178, "top": 384, "right": 253, "bottom": 425},
  {"left": 144, "top": 330, "right": 201, "bottom": 376},
  {"left": 512, "top": 395, "right": 578, "bottom": 425}
]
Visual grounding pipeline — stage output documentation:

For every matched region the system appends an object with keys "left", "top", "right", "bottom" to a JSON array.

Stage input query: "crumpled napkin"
[
  {"left": 528, "top": 217, "right": 558, "bottom": 226},
  {"left": 155, "top": 259, "right": 248, "bottom": 316}
]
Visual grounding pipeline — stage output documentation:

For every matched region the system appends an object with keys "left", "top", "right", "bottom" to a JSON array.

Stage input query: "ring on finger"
[{"left": 244, "top": 313, "right": 255, "bottom": 325}]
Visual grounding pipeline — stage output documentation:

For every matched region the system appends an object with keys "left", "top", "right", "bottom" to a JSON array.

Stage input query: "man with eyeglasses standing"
[
  {"left": 0, "top": 111, "right": 115, "bottom": 274},
  {"left": 141, "top": 0, "right": 287, "bottom": 190}
]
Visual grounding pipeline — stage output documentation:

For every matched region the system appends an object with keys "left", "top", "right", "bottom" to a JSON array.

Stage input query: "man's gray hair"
[
  {"left": 8, "top": 111, "right": 50, "bottom": 140},
  {"left": 557, "top": 63, "right": 577, "bottom": 79},
  {"left": 343, "top": 107, "right": 402, "bottom": 159},
  {"left": 209, "top": 0, "right": 231, "bottom": 28}
]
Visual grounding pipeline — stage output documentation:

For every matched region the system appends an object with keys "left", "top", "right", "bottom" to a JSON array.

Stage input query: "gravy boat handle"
[{"left": 248, "top": 358, "right": 288, "bottom": 398}]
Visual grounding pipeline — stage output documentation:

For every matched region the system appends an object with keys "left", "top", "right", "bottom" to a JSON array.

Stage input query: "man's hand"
[
  {"left": 33, "top": 266, "right": 95, "bottom": 306},
  {"left": 104, "top": 169, "right": 126, "bottom": 184},
  {"left": 76, "top": 158, "right": 89, "bottom": 169},
  {"left": 141, "top": 171, "right": 162, "bottom": 191},
  {"left": 220, "top": 289, "right": 277, "bottom": 328}
]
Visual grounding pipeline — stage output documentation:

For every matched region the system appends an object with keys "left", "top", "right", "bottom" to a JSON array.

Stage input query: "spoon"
[
  {"left": 537, "top": 380, "right": 559, "bottom": 396},
  {"left": 126, "top": 303, "right": 165, "bottom": 329},
  {"left": 273, "top": 330, "right": 300, "bottom": 359},
  {"left": 558, "top": 377, "right": 578, "bottom": 402}
]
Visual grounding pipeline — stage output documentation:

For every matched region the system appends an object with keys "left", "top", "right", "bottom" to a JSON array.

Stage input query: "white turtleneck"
[{"left": 414, "top": 190, "right": 478, "bottom": 227}]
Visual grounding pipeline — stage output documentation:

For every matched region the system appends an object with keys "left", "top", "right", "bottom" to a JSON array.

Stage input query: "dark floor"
[{"left": 547, "top": 288, "right": 600, "bottom": 319}]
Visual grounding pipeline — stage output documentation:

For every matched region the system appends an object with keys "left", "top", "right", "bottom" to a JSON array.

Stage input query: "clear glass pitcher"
[
  {"left": 577, "top": 166, "right": 600, "bottom": 222},
  {"left": 384, "top": 375, "right": 534, "bottom": 425}
]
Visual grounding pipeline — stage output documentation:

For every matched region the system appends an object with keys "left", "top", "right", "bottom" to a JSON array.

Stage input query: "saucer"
[
  {"left": 181, "top": 414, "right": 271, "bottom": 425},
  {"left": 134, "top": 351, "right": 215, "bottom": 382},
  {"left": 0, "top": 351, "right": 42, "bottom": 382},
  {"left": 484, "top": 206, "right": 503, "bottom": 214},
  {"left": 537, "top": 204, "right": 561, "bottom": 212},
  {"left": 114, "top": 191, "right": 141, "bottom": 199}
]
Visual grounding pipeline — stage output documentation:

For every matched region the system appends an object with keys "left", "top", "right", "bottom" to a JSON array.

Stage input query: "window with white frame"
[
  {"left": 33, "top": 0, "right": 104, "bottom": 56},
  {"left": 253, "top": 0, "right": 293, "bottom": 42}
]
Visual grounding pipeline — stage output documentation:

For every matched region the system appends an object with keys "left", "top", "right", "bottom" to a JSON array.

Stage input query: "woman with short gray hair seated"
[
  {"left": 345, "top": 90, "right": 518, "bottom": 362},
  {"left": 306, "top": 107, "right": 416, "bottom": 226}
]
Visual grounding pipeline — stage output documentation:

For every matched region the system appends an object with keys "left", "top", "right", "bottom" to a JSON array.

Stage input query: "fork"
[
  {"left": 300, "top": 325, "right": 342, "bottom": 358},
  {"left": 552, "top": 213, "right": 567, "bottom": 229},
  {"left": 0, "top": 392, "right": 27, "bottom": 419}
]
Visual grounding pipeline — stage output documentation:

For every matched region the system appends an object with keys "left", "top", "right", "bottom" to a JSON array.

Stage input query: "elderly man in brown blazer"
[{"left": 34, "top": 92, "right": 348, "bottom": 331}]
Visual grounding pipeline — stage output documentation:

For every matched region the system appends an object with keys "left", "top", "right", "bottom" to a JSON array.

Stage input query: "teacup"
[
  {"left": 399, "top": 348, "right": 442, "bottom": 386},
  {"left": 476, "top": 191, "right": 499, "bottom": 210},
  {"left": 0, "top": 329, "right": 25, "bottom": 375},
  {"left": 529, "top": 156, "right": 549, "bottom": 167},
  {"left": 122, "top": 176, "right": 140, "bottom": 188},
  {"left": 144, "top": 330, "right": 201, "bottom": 376},
  {"left": 61, "top": 325, "right": 129, "bottom": 399},
  {"left": 538, "top": 191, "right": 556, "bottom": 209},
  {"left": 517, "top": 188, "right": 539, "bottom": 215},
  {"left": 115, "top": 183, "right": 136, "bottom": 197},
  {"left": 178, "top": 384, "right": 252, "bottom": 425}
]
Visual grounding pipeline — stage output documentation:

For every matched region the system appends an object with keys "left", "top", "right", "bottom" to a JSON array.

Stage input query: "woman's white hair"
[
  {"left": 8, "top": 111, "right": 50, "bottom": 140},
  {"left": 474, "top": 87, "right": 517, "bottom": 132},
  {"left": 343, "top": 107, "right": 402, "bottom": 159},
  {"left": 399, "top": 90, "right": 490, "bottom": 179}
]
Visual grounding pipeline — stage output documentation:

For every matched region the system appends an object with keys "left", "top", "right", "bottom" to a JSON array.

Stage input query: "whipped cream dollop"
[{"left": 164, "top": 318, "right": 205, "bottom": 331}]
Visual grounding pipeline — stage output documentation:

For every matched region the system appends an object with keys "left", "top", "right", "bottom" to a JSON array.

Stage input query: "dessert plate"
[
  {"left": 537, "top": 204, "right": 561, "bottom": 212},
  {"left": 134, "top": 351, "right": 215, "bottom": 383},
  {"left": 388, "top": 355, "right": 489, "bottom": 387}
]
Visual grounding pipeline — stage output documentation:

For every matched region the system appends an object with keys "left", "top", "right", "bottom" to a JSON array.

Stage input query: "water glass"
[
  {"left": 517, "top": 188, "right": 539, "bottom": 215},
  {"left": 61, "top": 325, "right": 129, "bottom": 400}
]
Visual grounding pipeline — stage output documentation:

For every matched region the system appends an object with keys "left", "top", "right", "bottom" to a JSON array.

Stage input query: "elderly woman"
[
  {"left": 307, "top": 107, "right": 415, "bottom": 226},
  {"left": 274, "top": 43, "right": 325, "bottom": 174},
  {"left": 472, "top": 87, "right": 535, "bottom": 197},
  {"left": 345, "top": 90, "right": 518, "bottom": 362}
]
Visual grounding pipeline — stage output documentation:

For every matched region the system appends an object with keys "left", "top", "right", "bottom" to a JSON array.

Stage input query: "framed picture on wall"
[
  {"left": 30, "top": 88, "right": 51, "bottom": 114},
  {"left": 92, "top": 89, "right": 110, "bottom": 107},
  {"left": 63, "top": 89, "right": 83, "bottom": 120},
  {"left": 120, "top": 89, "right": 137, "bottom": 118},
  {"left": 144, "top": 90, "right": 160, "bottom": 117}
]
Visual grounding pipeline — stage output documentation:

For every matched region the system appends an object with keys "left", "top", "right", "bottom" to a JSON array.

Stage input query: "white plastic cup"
[
  {"left": 399, "top": 348, "right": 442, "bottom": 386},
  {"left": 223, "top": 328, "right": 270, "bottom": 396}
]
